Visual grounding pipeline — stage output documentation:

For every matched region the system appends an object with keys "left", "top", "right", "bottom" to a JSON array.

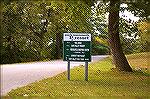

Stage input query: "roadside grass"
[
  {"left": 127, "top": 52, "right": 149, "bottom": 69},
  {"left": 5, "top": 52, "right": 150, "bottom": 97}
]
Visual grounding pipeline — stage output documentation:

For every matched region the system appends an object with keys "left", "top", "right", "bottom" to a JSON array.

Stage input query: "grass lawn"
[{"left": 5, "top": 52, "right": 150, "bottom": 97}]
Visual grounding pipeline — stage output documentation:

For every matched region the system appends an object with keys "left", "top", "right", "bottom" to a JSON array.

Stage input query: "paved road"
[{"left": 1, "top": 55, "right": 108, "bottom": 96}]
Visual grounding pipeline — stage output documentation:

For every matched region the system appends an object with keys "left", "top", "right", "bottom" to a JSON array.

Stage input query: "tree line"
[{"left": 1, "top": 0, "right": 149, "bottom": 72}]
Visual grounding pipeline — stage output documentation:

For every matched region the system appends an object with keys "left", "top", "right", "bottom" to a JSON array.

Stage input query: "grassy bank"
[{"left": 6, "top": 52, "right": 150, "bottom": 97}]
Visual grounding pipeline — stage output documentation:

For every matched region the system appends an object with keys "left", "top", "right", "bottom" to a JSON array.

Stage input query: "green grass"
[
  {"left": 127, "top": 52, "right": 150, "bottom": 69},
  {"left": 6, "top": 52, "right": 150, "bottom": 97}
]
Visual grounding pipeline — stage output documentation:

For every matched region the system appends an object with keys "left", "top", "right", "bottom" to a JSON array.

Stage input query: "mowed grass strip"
[
  {"left": 6, "top": 52, "right": 150, "bottom": 97},
  {"left": 127, "top": 52, "right": 150, "bottom": 69}
]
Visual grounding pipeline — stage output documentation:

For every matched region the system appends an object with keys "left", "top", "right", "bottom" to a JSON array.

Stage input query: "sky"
[
  {"left": 105, "top": 4, "right": 140, "bottom": 22},
  {"left": 120, "top": 4, "right": 140, "bottom": 22},
  {"left": 93, "top": 2, "right": 140, "bottom": 38}
]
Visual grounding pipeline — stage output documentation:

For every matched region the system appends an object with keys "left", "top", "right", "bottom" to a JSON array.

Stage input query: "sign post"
[
  {"left": 85, "top": 62, "right": 88, "bottom": 81},
  {"left": 63, "top": 33, "right": 91, "bottom": 81},
  {"left": 67, "top": 61, "right": 70, "bottom": 80}
]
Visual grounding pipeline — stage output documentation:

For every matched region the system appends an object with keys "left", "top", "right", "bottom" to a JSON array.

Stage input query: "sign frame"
[
  {"left": 63, "top": 33, "right": 91, "bottom": 62},
  {"left": 63, "top": 33, "right": 92, "bottom": 81}
]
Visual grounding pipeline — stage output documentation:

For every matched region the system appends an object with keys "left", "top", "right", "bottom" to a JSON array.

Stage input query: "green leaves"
[
  {"left": 1, "top": 0, "right": 149, "bottom": 64},
  {"left": 1, "top": 0, "right": 94, "bottom": 64}
]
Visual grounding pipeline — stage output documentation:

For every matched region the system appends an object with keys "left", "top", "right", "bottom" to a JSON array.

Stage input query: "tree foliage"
[
  {"left": 0, "top": 0, "right": 93, "bottom": 64},
  {"left": 1, "top": 0, "right": 149, "bottom": 65},
  {"left": 138, "top": 21, "right": 150, "bottom": 51}
]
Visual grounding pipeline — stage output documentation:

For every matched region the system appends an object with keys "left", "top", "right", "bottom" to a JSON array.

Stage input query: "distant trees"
[
  {"left": 126, "top": 0, "right": 150, "bottom": 52},
  {"left": 138, "top": 21, "right": 150, "bottom": 52},
  {"left": 1, "top": 0, "right": 149, "bottom": 66},
  {"left": 90, "top": 1, "right": 110, "bottom": 55}
]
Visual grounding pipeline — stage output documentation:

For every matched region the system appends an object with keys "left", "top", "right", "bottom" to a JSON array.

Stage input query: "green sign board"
[{"left": 63, "top": 33, "right": 91, "bottom": 62}]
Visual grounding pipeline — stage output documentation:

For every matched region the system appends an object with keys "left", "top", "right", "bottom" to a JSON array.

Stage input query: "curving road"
[{"left": 0, "top": 55, "right": 108, "bottom": 96}]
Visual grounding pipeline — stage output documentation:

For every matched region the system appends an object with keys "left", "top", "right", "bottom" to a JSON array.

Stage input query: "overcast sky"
[{"left": 120, "top": 4, "right": 140, "bottom": 22}]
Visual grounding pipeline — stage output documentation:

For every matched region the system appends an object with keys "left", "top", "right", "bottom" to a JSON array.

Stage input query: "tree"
[
  {"left": 90, "top": 0, "right": 150, "bottom": 72},
  {"left": 1, "top": 0, "right": 93, "bottom": 64},
  {"left": 47, "top": 1, "right": 92, "bottom": 58},
  {"left": 90, "top": 0, "right": 135, "bottom": 72},
  {"left": 108, "top": 0, "right": 132, "bottom": 72},
  {"left": 1, "top": 1, "right": 53, "bottom": 63},
  {"left": 1, "top": 2, "right": 26, "bottom": 63}
]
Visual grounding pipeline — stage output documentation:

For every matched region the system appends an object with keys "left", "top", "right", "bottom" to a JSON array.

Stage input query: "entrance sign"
[
  {"left": 63, "top": 33, "right": 91, "bottom": 62},
  {"left": 63, "top": 33, "right": 91, "bottom": 81}
]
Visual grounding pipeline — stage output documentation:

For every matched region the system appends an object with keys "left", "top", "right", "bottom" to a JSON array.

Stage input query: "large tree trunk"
[{"left": 108, "top": 0, "right": 132, "bottom": 72}]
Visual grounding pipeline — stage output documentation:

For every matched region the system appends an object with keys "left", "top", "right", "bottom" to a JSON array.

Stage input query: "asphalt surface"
[{"left": 1, "top": 55, "right": 108, "bottom": 96}]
